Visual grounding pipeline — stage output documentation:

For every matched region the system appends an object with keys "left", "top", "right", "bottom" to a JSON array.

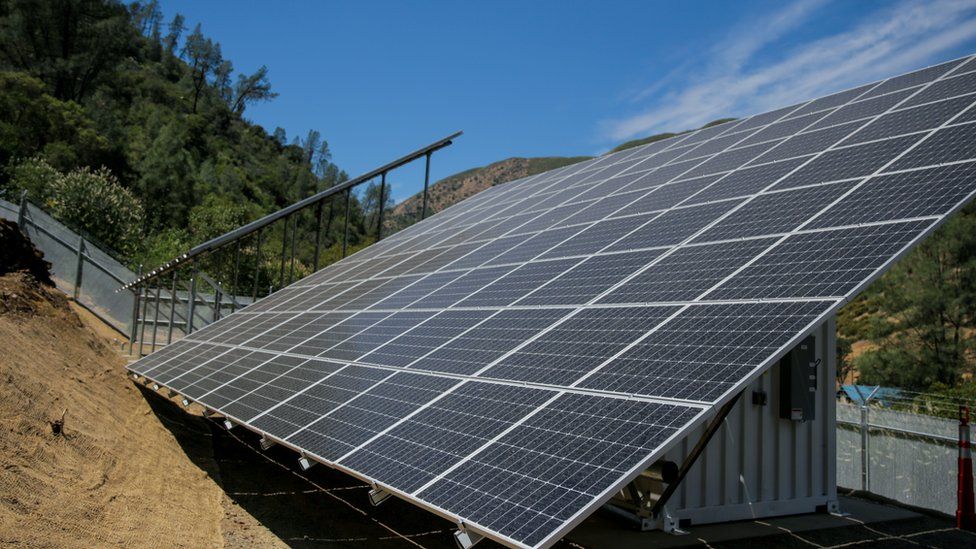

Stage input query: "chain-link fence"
[
  {"left": 1, "top": 196, "right": 135, "bottom": 336},
  {"left": 836, "top": 400, "right": 967, "bottom": 515},
  {"left": 1, "top": 196, "right": 249, "bottom": 351}
]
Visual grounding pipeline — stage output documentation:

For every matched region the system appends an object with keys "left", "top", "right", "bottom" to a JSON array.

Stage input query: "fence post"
[
  {"left": 73, "top": 236, "right": 85, "bottom": 300},
  {"left": 959, "top": 405, "right": 976, "bottom": 530},
  {"left": 16, "top": 190, "right": 27, "bottom": 229},
  {"left": 128, "top": 265, "right": 142, "bottom": 356},
  {"left": 150, "top": 285, "right": 161, "bottom": 353}
]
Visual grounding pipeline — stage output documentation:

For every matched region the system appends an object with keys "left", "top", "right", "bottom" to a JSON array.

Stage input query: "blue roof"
[{"left": 840, "top": 384, "right": 903, "bottom": 406}]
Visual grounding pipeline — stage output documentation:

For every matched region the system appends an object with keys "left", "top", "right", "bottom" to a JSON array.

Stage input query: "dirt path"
[{"left": 0, "top": 271, "right": 284, "bottom": 547}]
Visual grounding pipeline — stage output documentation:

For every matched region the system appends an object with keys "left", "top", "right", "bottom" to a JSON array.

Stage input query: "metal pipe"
[
  {"left": 187, "top": 266, "right": 197, "bottom": 334},
  {"left": 378, "top": 171, "right": 386, "bottom": 240},
  {"left": 16, "top": 190, "right": 27, "bottom": 228},
  {"left": 73, "top": 237, "right": 85, "bottom": 300},
  {"left": 168, "top": 270, "right": 178, "bottom": 344},
  {"left": 651, "top": 392, "right": 743, "bottom": 517},
  {"left": 252, "top": 229, "right": 262, "bottom": 301},
  {"left": 150, "top": 284, "right": 161, "bottom": 353},
  {"left": 421, "top": 152, "right": 432, "bottom": 220},
  {"left": 313, "top": 200, "right": 323, "bottom": 271},
  {"left": 120, "top": 132, "right": 461, "bottom": 289},
  {"left": 278, "top": 218, "right": 288, "bottom": 289},
  {"left": 138, "top": 282, "right": 150, "bottom": 357},
  {"left": 288, "top": 214, "right": 297, "bottom": 284},
  {"left": 128, "top": 265, "right": 142, "bottom": 356},
  {"left": 342, "top": 188, "right": 351, "bottom": 257},
  {"left": 231, "top": 239, "right": 241, "bottom": 312}
]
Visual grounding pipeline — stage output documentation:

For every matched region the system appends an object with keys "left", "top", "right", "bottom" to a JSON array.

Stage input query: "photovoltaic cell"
[{"left": 128, "top": 55, "right": 976, "bottom": 549}]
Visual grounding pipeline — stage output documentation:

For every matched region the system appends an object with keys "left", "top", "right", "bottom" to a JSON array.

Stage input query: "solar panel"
[{"left": 129, "top": 54, "right": 976, "bottom": 548}]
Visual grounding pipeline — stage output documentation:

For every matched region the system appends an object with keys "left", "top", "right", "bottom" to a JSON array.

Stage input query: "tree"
[
  {"left": 182, "top": 24, "right": 222, "bottom": 113},
  {"left": 137, "top": 120, "right": 196, "bottom": 229},
  {"left": 0, "top": 0, "right": 135, "bottom": 101},
  {"left": 231, "top": 65, "right": 277, "bottom": 115},
  {"left": 856, "top": 207, "right": 976, "bottom": 389},
  {"left": 163, "top": 13, "right": 185, "bottom": 54},
  {"left": 48, "top": 166, "right": 145, "bottom": 255}
]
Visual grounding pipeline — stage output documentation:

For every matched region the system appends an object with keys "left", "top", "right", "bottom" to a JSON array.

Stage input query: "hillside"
[{"left": 386, "top": 156, "right": 590, "bottom": 230}]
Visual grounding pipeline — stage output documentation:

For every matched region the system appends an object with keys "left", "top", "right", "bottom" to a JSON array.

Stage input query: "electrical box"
[{"left": 779, "top": 335, "right": 818, "bottom": 421}]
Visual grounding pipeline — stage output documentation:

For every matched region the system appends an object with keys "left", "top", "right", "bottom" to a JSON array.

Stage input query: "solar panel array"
[{"left": 130, "top": 55, "right": 976, "bottom": 548}]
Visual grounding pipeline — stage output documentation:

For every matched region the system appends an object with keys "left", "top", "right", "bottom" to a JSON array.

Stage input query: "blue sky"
[{"left": 159, "top": 0, "right": 976, "bottom": 202}]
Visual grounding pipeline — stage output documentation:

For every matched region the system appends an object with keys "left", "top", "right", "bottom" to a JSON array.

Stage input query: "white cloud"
[{"left": 602, "top": 0, "right": 976, "bottom": 143}]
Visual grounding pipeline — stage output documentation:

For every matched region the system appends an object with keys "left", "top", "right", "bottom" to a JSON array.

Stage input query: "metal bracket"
[
  {"left": 454, "top": 527, "right": 484, "bottom": 549},
  {"left": 826, "top": 499, "right": 846, "bottom": 517},
  {"left": 660, "top": 507, "right": 688, "bottom": 536},
  {"left": 151, "top": 383, "right": 160, "bottom": 391},
  {"left": 652, "top": 391, "right": 743, "bottom": 518},
  {"left": 368, "top": 486, "right": 391, "bottom": 506},
  {"left": 259, "top": 436, "right": 276, "bottom": 451},
  {"left": 181, "top": 398, "right": 190, "bottom": 407},
  {"left": 223, "top": 419, "right": 235, "bottom": 430},
  {"left": 298, "top": 454, "right": 315, "bottom": 471}
]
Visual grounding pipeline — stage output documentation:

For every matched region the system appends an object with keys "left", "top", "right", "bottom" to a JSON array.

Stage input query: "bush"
[{"left": 46, "top": 165, "right": 145, "bottom": 258}]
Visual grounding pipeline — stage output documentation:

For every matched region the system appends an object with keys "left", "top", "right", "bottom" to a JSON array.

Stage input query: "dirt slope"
[{"left": 0, "top": 269, "right": 283, "bottom": 547}]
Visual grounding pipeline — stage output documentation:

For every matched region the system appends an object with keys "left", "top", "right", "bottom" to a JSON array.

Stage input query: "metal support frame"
[
  {"left": 259, "top": 436, "right": 276, "bottom": 451},
  {"left": 128, "top": 265, "right": 142, "bottom": 355},
  {"left": 150, "top": 284, "right": 162, "bottom": 353},
  {"left": 368, "top": 486, "right": 391, "bottom": 506},
  {"left": 298, "top": 455, "right": 315, "bottom": 471},
  {"left": 187, "top": 266, "right": 198, "bottom": 334},
  {"left": 288, "top": 213, "right": 298, "bottom": 284},
  {"left": 168, "top": 271, "right": 178, "bottom": 344},
  {"left": 342, "top": 187, "right": 351, "bottom": 257},
  {"left": 651, "top": 391, "right": 744, "bottom": 519},
  {"left": 377, "top": 171, "right": 387, "bottom": 240},
  {"left": 252, "top": 229, "right": 262, "bottom": 301},
  {"left": 73, "top": 236, "right": 85, "bottom": 300},
  {"left": 313, "top": 200, "right": 324, "bottom": 271},
  {"left": 421, "top": 152, "right": 432, "bottom": 220},
  {"left": 138, "top": 282, "right": 150, "bottom": 357},
  {"left": 16, "top": 190, "right": 27, "bottom": 228},
  {"left": 278, "top": 218, "right": 288, "bottom": 289},
  {"left": 120, "top": 132, "right": 460, "bottom": 292},
  {"left": 231, "top": 239, "right": 241, "bottom": 312},
  {"left": 454, "top": 528, "right": 484, "bottom": 549},
  {"left": 852, "top": 385, "right": 880, "bottom": 491}
]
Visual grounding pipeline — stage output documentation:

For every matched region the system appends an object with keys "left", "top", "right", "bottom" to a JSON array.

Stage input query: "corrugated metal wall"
[{"left": 664, "top": 318, "right": 837, "bottom": 525}]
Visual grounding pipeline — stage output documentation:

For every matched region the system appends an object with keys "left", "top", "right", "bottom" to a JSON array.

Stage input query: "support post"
[
  {"left": 288, "top": 213, "right": 297, "bottom": 284},
  {"left": 138, "top": 282, "right": 150, "bottom": 357},
  {"left": 342, "top": 187, "right": 351, "bottom": 257},
  {"left": 231, "top": 239, "right": 241, "bottom": 312},
  {"left": 150, "top": 284, "right": 161, "bottom": 353},
  {"left": 16, "top": 190, "right": 27, "bottom": 229},
  {"left": 958, "top": 405, "right": 976, "bottom": 530},
  {"left": 168, "top": 270, "right": 178, "bottom": 344},
  {"left": 313, "top": 200, "right": 323, "bottom": 271},
  {"left": 128, "top": 265, "right": 142, "bottom": 355},
  {"left": 651, "top": 392, "right": 743, "bottom": 518},
  {"left": 377, "top": 171, "right": 386, "bottom": 240},
  {"left": 853, "top": 385, "right": 878, "bottom": 492},
  {"left": 213, "top": 284, "right": 221, "bottom": 322},
  {"left": 187, "top": 266, "right": 197, "bottom": 334},
  {"left": 252, "top": 229, "right": 262, "bottom": 302},
  {"left": 278, "top": 218, "right": 288, "bottom": 289},
  {"left": 421, "top": 152, "right": 432, "bottom": 220},
  {"left": 73, "top": 237, "right": 85, "bottom": 300}
]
